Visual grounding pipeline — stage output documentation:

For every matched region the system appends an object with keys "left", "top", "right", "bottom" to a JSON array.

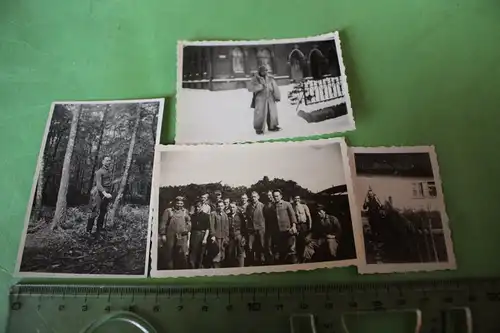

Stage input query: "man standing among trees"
[
  {"left": 87, "top": 156, "right": 113, "bottom": 236},
  {"left": 188, "top": 199, "right": 210, "bottom": 269},
  {"left": 245, "top": 191, "right": 266, "bottom": 266},
  {"left": 291, "top": 195, "right": 312, "bottom": 262},
  {"left": 209, "top": 200, "right": 229, "bottom": 268},
  {"left": 160, "top": 196, "right": 191, "bottom": 270},
  {"left": 273, "top": 189, "right": 298, "bottom": 264}
]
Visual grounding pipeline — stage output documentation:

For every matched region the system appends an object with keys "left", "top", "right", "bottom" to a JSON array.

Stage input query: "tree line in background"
[
  {"left": 31, "top": 101, "right": 159, "bottom": 228},
  {"left": 159, "top": 176, "right": 314, "bottom": 213}
]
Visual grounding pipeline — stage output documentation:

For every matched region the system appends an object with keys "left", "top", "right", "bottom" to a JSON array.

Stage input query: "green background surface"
[{"left": 1, "top": 0, "right": 500, "bottom": 331}]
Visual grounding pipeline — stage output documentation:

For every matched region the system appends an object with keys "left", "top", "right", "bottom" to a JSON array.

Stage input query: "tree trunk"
[
  {"left": 107, "top": 106, "right": 141, "bottom": 226},
  {"left": 32, "top": 158, "right": 45, "bottom": 222},
  {"left": 51, "top": 105, "right": 81, "bottom": 230},
  {"left": 151, "top": 111, "right": 157, "bottom": 145},
  {"left": 87, "top": 105, "right": 109, "bottom": 195}
]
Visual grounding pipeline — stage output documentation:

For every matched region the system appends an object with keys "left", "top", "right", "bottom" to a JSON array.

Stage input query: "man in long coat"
[{"left": 248, "top": 65, "right": 281, "bottom": 135}]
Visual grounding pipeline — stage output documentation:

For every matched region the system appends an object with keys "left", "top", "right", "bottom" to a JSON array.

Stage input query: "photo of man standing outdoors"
[{"left": 248, "top": 65, "right": 281, "bottom": 135}]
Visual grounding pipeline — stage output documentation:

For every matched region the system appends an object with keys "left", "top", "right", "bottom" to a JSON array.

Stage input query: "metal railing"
[{"left": 302, "top": 76, "right": 344, "bottom": 106}]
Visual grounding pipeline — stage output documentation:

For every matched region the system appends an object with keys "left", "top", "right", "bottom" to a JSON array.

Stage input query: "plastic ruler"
[{"left": 6, "top": 278, "right": 500, "bottom": 333}]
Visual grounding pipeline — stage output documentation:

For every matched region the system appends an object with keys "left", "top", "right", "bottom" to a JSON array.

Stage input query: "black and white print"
[
  {"left": 16, "top": 98, "right": 164, "bottom": 277},
  {"left": 175, "top": 32, "right": 355, "bottom": 144},
  {"left": 151, "top": 138, "right": 360, "bottom": 277},
  {"left": 350, "top": 146, "right": 456, "bottom": 274}
]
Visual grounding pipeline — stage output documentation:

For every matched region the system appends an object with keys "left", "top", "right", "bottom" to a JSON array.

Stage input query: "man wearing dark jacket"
[
  {"left": 273, "top": 190, "right": 298, "bottom": 264},
  {"left": 87, "top": 156, "right": 113, "bottom": 236},
  {"left": 245, "top": 191, "right": 266, "bottom": 265},
  {"left": 188, "top": 199, "right": 210, "bottom": 269},
  {"left": 303, "top": 205, "right": 342, "bottom": 262},
  {"left": 263, "top": 190, "right": 277, "bottom": 263}
]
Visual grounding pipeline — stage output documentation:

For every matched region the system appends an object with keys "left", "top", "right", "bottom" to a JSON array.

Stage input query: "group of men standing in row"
[{"left": 158, "top": 189, "right": 342, "bottom": 270}]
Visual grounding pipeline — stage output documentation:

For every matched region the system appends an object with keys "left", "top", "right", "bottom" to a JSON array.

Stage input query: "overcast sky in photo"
[{"left": 158, "top": 142, "right": 346, "bottom": 193}]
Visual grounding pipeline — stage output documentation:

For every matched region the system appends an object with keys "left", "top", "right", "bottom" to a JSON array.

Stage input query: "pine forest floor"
[{"left": 20, "top": 204, "right": 148, "bottom": 275}]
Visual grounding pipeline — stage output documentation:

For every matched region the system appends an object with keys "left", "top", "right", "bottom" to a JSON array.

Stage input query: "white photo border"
[
  {"left": 15, "top": 98, "right": 165, "bottom": 278},
  {"left": 150, "top": 137, "right": 362, "bottom": 278},
  {"left": 175, "top": 31, "right": 356, "bottom": 145},
  {"left": 348, "top": 146, "right": 457, "bottom": 274}
]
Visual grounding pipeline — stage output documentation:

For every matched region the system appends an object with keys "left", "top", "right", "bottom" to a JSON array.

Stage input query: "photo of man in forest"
[
  {"left": 17, "top": 99, "right": 164, "bottom": 277},
  {"left": 86, "top": 156, "right": 113, "bottom": 237}
]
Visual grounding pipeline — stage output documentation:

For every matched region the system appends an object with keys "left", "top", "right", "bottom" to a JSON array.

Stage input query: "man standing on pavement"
[
  {"left": 87, "top": 156, "right": 113, "bottom": 236},
  {"left": 209, "top": 200, "right": 229, "bottom": 268},
  {"left": 188, "top": 199, "right": 210, "bottom": 269},
  {"left": 245, "top": 191, "right": 266, "bottom": 265},
  {"left": 273, "top": 190, "right": 298, "bottom": 264},
  {"left": 159, "top": 196, "right": 191, "bottom": 270},
  {"left": 291, "top": 195, "right": 312, "bottom": 262},
  {"left": 227, "top": 202, "right": 246, "bottom": 267}
]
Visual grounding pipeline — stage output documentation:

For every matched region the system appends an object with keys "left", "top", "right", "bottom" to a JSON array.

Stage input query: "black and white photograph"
[
  {"left": 150, "top": 138, "right": 360, "bottom": 277},
  {"left": 350, "top": 146, "right": 456, "bottom": 274},
  {"left": 175, "top": 32, "right": 355, "bottom": 144},
  {"left": 15, "top": 98, "right": 164, "bottom": 277}
]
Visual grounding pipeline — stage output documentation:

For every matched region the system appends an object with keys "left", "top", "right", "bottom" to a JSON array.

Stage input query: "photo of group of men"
[{"left": 157, "top": 189, "right": 343, "bottom": 270}]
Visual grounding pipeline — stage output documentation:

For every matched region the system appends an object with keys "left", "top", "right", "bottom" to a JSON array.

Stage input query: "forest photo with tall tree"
[{"left": 17, "top": 99, "right": 163, "bottom": 276}]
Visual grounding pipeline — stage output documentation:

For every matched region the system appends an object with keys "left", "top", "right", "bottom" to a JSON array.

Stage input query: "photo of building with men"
[
  {"left": 175, "top": 33, "right": 355, "bottom": 144},
  {"left": 151, "top": 140, "right": 358, "bottom": 276},
  {"left": 352, "top": 149, "right": 455, "bottom": 273}
]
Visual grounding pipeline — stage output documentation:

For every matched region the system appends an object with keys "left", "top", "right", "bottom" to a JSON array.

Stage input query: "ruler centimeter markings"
[{"left": 6, "top": 278, "right": 500, "bottom": 333}]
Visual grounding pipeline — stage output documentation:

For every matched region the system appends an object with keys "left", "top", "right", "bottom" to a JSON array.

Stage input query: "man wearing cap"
[
  {"left": 291, "top": 195, "right": 312, "bottom": 262},
  {"left": 248, "top": 65, "right": 281, "bottom": 135},
  {"left": 272, "top": 189, "right": 298, "bottom": 264},
  {"left": 188, "top": 199, "right": 210, "bottom": 269},
  {"left": 159, "top": 196, "right": 191, "bottom": 270},
  {"left": 209, "top": 200, "right": 230, "bottom": 268},
  {"left": 303, "top": 205, "right": 342, "bottom": 262},
  {"left": 245, "top": 191, "right": 266, "bottom": 265},
  {"left": 227, "top": 202, "right": 246, "bottom": 267}
]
